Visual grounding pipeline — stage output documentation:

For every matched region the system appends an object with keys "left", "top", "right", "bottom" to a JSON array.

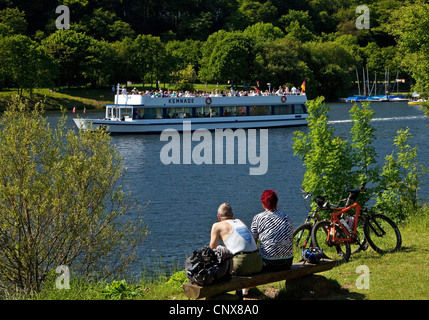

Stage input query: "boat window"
[
  {"left": 168, "top": 107, "right": 193, "bottom": 118},
  {"left": 137, "top": 108, "right": 163, "bottom": 119},
  {"left": 120, "top": 108, "right": 133, "bottom": 120},
  {"left": 273, "top": 105, "right": 293, "bottom": 115},
  {"left": 195, "top": 107, "right": 220, "bottom": 118},
  {"left": 223, "top": 106, "right": 246, "bottom": 117},
  {"left": 250, "top": 106, "right": 271, "bottom": 116},
  {"left": 108, "top": 107, "right": 133, "bottom": 119},
  {"left": 294, "top": 104, "right": 306, "bottom": 114}
]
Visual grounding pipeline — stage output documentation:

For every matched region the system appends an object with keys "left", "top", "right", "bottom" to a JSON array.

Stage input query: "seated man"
[
  {"left": 251, "top": 190, "right": 293, "bottom": 271},
  {"left": 210, "top": 203, "right": 263, "bottom": 276}
]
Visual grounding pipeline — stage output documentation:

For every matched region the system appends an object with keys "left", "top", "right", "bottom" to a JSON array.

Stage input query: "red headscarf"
[{"left": 261, "top": 190, "right": 278, "bottom": 210}]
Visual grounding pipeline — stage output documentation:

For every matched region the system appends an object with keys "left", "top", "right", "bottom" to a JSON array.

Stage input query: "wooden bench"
[{"left": 182, "top": 259, "right": 336, "bottom": 299}]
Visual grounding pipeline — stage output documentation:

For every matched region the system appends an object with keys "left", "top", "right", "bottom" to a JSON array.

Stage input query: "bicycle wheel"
[
  {"left": 311, "top": 220, "right": 351, "bottom": 264},
  {"left": 292, "top": 223, "right": 313, "bottom": 262},
  {"left": 364, "top": 214, "right": 402, "bottom": 254}
]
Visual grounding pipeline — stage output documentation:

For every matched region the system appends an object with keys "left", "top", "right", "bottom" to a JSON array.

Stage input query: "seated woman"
[{"left": 251, "top": 190, "right": 294, "bottom": 271}]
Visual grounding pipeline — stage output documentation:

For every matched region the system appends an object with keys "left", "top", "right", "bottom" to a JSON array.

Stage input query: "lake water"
[{"left": 51, "top": 101, "right": 429, "bottom": 276}]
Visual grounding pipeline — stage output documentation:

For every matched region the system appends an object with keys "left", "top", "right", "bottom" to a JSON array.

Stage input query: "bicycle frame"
[{"left": 327, "top": 202, "right": 363, "bottom": 245}]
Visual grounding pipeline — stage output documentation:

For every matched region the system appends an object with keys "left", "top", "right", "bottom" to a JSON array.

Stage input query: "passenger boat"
[{"left": 73, "top": 89, "right": 308, "bottom": 133}]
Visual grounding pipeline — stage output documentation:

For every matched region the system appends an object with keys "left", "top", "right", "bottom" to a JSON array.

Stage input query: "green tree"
[
  {"left": 293, "top": 97, "right": 356, "bottom": 212},
  {"left": 130, "top": 34, "right": 167, "bottom": 88},
  {"left": 165, "top": 39, "right": 202, "bottom": 74},
  {"left": 81, "top": 8, "right": 135, "bottom": 41},
  {"left": 111, "top": 37, "right": 136, "bottom": 84},
  {"left": 294, "top": 98, "right": 381, "bottom": 212},
  {"left": 0, "top": 97, "right": 147, "bottom": 294},
  {"left": 83, "top": 39, "right": 116, "bottom": 87},
  {"left": 350, "top": 102, "right": 378, "bottom": 183},
  {"left": 242, "top": 22, "right": 284, "bottom": 43},
  {"left": 198, "top": 30, "right": 229, "bottom": 82},
  {"left": 279, "top": 10, "right": 315, "bottom": 42},
  {"left": 229, "top": 0, "right": 278, "bottom": 30},
  {"left": 387, "top": 1, "right": 429, "bottom": 93},
  {"left": 42, "top": 29, "right": 92, "bottom": 87},
  {"left": 302, "top": 41, "right": 359, "bottom": 100},
  {"left": 0, "top": 35, "right": 56, "bottom": 96},
  {"left": 257, "top": 37, "right": 311, "bottom": 92},
  {"left": 375, "top": 128, "right": 428, "bottom": 222},
  {"left": 0, "top": 7, "right": 28, "bottom": 36},
  {"left": 199, "top": 31, "right": 255, "bottom": 84}
]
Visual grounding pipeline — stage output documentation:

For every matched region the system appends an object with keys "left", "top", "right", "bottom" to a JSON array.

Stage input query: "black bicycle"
[{"left": 292, "top": 190, "right": 331, "bottom": 262}]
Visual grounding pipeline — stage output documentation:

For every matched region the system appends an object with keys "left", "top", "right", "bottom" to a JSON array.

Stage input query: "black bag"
[
  {"left": 185, "top": 246, "right": 233, "bottom": 286},
  {"left": 302, "top": 247, "right": 324, "bottom": 264}
]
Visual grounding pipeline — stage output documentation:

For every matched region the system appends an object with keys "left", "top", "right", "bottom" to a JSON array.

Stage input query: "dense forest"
[{"left": 0, "top": 0, "right": 428, "bottom": 100}]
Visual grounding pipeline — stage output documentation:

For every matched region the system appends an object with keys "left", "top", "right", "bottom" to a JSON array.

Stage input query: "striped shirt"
[{"left": 250, "top": 209, "right": 293, "bottom": 260}]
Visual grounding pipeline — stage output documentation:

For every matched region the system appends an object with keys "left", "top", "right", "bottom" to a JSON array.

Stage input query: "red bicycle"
[{"left": 310, "top": 183, "right": 402, "bottom": 264}]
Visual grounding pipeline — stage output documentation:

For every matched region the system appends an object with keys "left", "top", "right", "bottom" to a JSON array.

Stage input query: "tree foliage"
[
  {"left": 293, "top": 98, "right": 427, "bottom": 221},
  {"left": 0, "top": 34, "right": 56, "bottom": 95},
  {"left": 0, "top": 97, "right": 147, "bottom": 294},
  {"left": 375, "top": 128, "right": 428, "bottom": 222},
  {"left": 293, "top": 97, "right": 355, "bottom": 213},
  {"left": 387, "top": 0, "right": 429, "bottom": 94},
  {"left": 0, "top": 1, "right": 425, "bottom": 97}
]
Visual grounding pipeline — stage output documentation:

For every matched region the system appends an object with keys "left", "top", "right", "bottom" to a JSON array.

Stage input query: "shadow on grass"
[{"left": 245, "top": 276, "right": 366, "bottom": 300}]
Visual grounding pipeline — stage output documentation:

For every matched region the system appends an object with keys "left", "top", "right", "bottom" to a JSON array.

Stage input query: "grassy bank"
[
  {"left": 0, "top": 87, "right": 115, "bottom": 111},
  {"left": 0, "top": 83, "right": 232, "bottom": 112},
  {"left": 12, "top": 209, "right": 428, "bottom": 300}
]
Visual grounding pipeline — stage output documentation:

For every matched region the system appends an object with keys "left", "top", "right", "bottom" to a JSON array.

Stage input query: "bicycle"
[
  {"left": 292, "top": 190, "right": 332, "bottom": 262},
  {"left": 311, "top": 182, "right": 402, "bottom": 264}
]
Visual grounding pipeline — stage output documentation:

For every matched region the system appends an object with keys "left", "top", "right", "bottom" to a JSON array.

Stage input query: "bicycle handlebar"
[
  {"left": 301, "top": 182, "right": 367, "bottom": 209},
  {"left": 301, "top": 189, "right": 332, "bottom": 209}
]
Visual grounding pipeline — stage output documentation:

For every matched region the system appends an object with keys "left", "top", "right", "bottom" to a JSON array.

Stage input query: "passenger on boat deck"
[
  {"left": 118, "top": 88, "right": 299, "bottom": 98},
  {"left": 210, "top": 203, "right": 263, "bottom": 276}
]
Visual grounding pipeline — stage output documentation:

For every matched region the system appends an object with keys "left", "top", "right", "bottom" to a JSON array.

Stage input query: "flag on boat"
[
  {"left": 72, "top": 107, "right": 75, "bottom": 113},
  {"left": 301, "top": 81, "right": 306, "bottom": 93}
]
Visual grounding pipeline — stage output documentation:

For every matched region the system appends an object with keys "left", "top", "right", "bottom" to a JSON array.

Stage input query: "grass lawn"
[{"left": 19, "top": 210, "right": 429, "bottom": 300}]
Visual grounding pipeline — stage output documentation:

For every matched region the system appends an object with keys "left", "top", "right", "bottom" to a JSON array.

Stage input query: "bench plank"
[{"left": 183, "top": 259, "right": 335, "bottom": 299}]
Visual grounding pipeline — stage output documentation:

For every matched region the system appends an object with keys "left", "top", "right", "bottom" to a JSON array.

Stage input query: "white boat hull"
[
  {"left": 74, "top": 93, "right": 308, "bottom": 133},
  {"left": 74, "top": 114, "right": 308, "bottom": 133}
]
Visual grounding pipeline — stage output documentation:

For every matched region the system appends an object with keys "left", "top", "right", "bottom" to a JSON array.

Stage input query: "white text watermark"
[
  {"left": 56, "top": 5, "right": 70, "bottom": 30},
  {"left": 355, "top": 265, "right": 370, "bottom": 289},
  {"left": 160, "top": 122, "right": 268, "bottom": 175},
  {"left": 356, "top": 5, "right": 370, "bottom": 30},
  {"left": 55, "top": 265, "right": 70, "bottom": 289}
]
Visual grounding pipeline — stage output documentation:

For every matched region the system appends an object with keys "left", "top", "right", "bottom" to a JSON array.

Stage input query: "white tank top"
[{"left": 224, "top": 219, "right": 257, "bottom": 255}]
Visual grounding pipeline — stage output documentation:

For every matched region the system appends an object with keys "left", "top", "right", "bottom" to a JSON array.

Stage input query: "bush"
[
  {"left": 0, "top": 96, "right": 147, "bottom": 294},
  {"left": 293, "top": 98, "right": 427, "bottom": 221}
]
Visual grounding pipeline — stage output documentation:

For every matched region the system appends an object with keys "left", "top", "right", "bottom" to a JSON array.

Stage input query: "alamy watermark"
[
  {"left": 355, "top": 265, "right": 370, "bottom": 289},
  {"left": 55, "top": 265, "right": 70, "bottom": 289},
  {"left": 56, "top": 5, "right": 70, "bottom": 30},
  {"left": 356, "top": 5, "right": 370, "bottom": 30},
  {"left": 160, "top": 121, "right": 269, "bottom": 175}
]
